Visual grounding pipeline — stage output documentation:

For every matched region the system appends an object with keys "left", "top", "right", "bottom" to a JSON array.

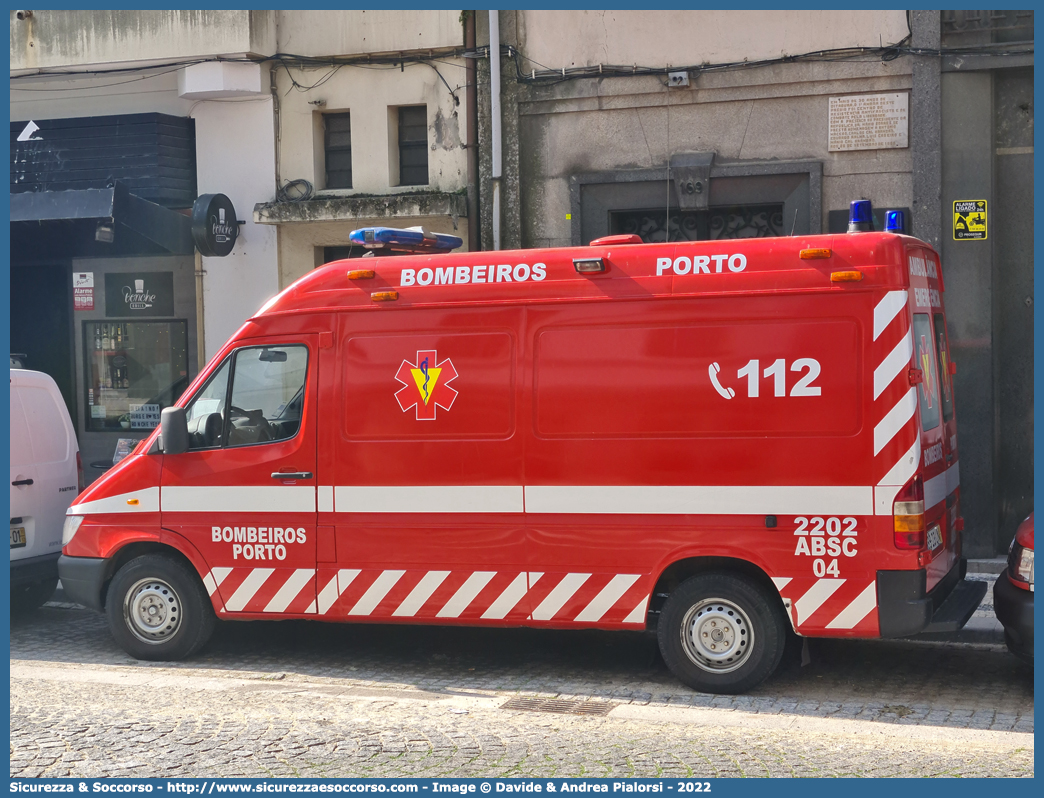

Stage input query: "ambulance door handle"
[
  {"left": 11, "top": 478, "right": 34, "bottom": 486},
  {"left": 271, "top": 471, "right": 313, "bottom": 480}
]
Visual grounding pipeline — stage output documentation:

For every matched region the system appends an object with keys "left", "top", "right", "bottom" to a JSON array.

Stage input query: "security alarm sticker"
[
  {"left": 395, "top": 349, "right": 459, "bottom": 420},
  {"left": 953, "top": 200, "right": 987, "bottom": 240}
]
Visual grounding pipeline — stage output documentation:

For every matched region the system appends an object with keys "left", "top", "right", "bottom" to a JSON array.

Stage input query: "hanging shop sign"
[
  {"left": 953, "top": 200, "right": 987, "bottom": 240},
  {"left": 191, "top": 193, "right": 240, "bottom": 257},
  {"left": 72, "top": 271, "right": 94, "bottom": 311},
  {"left": 105, "top": 272, "right": 175, "bottom": 317}
]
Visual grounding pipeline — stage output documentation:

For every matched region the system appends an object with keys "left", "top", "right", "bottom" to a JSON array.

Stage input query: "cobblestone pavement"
[{"left": 10, "top": 601, "right": 1034, "bottom": 779}]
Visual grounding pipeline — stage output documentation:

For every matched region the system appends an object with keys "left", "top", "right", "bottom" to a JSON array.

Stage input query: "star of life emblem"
[{"left": 394, "top": 349, "right": 459, "bottom": 420}]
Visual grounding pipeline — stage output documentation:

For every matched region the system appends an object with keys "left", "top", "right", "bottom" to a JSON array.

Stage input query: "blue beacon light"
[
  {"left": 847, "top": 199, "right": 874, "bottom": 233},
  {"left": 884, "top": 210, "right": 905, "bottom": 233}
]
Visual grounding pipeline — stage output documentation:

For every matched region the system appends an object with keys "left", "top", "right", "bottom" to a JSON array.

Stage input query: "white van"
[{"left": 10, "top": 370, "right": 81, "bottom": 612}]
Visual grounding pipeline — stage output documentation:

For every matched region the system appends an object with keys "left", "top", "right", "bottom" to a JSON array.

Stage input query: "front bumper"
[
  {"left": 877, "top": 558, "right": 987, "bottom": 637},
  {"left": 10, "top": 552, "right": 60, "bottom": 589},
  {"left": 994, "top": 575, "right": 1034, "bottom": 662},
  {"left": 57, "top": 554, "right": 108, "bottom": 611}
]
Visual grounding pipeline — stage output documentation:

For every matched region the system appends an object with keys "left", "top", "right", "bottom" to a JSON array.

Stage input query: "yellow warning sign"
[{"left": 953, "top": 200, "right": 987, "bottom": 240}]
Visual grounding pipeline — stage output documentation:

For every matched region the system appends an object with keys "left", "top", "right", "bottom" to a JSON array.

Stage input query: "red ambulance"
[{"left": 59, "top": 203, "right": 986, "bottom": 693}]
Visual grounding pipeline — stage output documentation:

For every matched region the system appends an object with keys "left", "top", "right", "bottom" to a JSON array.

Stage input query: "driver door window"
[{"left": 183, "top": 345, "right": 308, "bottom": 450}]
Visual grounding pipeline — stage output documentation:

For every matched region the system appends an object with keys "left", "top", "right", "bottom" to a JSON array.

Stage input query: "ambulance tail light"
[
  {"left": 800, "top": 248, "right": 832, "bottom": 259},
  {"left": 893, "top": 474, "right": 926, "bottom": 549},
  {"left": 830, "top": 271, "right": 863, "bottom": 282}
]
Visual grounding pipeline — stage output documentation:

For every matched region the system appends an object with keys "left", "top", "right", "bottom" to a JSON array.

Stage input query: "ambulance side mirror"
[{"left": 160, "top": 407, "right": 190, "bottom": 455}]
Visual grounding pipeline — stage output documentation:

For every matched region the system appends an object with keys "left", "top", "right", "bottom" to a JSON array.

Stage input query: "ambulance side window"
[
  {"left": 226, "top": 346, "right": 308, "bottom": 447},
  {"left": 933, "top": 313, "right": 954, "bottom": 423},
  {"left": 912, "top": 314, "right": 941, "bottom": 431},
  {"left": 184, "top": 358, "right": 231, "bottom": 450}
]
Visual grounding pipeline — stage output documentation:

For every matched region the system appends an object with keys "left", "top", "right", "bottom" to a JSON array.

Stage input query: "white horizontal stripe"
[
  {"left": 68, "top": 487, "right": 159, "bottom": 516},
  {"left": 874, "top": 332, "right": 913, "bottom": 400},
  {"left": 318, "top": 485, "right": 334, "bottom": 513},
  {"left": 335, "top": 485, "right": 523, "bottom": 514},
  {"left": 873, "top": 388, "right": 917, "bottom": 456},
  {"left": 574, "top": 574, "right": 640, "bottom": 623},
  {"left": 225, "top": 568, "right": 274, "bottom": 612},
  {"left": 873, "top": 290, "right": 908, "bottom": 341},
  {"left": 795, "top": 578, "right": 845, "bottom": 625},
  {"left": 481, "top": 573, "right": 529, "bottom": 620},
  {"left": 524, "top": 485, "right": 873, "bottom": 517},
  {"left": 393, "top": 571, "right": 450, "bottom": 617},
  {"left": 874, "top": 485, "right": 902, "bottom": 516},
  {"left": 349, "top": 570, "right": 404, "bottom": 616},
  {"left": 162, "top": 485, "right": 315, "bottom": 513},
  {"left": 436, "top": 571, "right": 496, "bottom": 618},
  {"left": 532, "top": 573, "right": 590, "bottom": 621},
  {"left": 263, "top": 569, "right": 314, "bottom": 614},
  {"left": 825, "top": 581, "right": 877, "bottom": 629},
  {"left": 924, "top": 462, "right": 960, "bottom": 509},
  {"left": 622, "top": 596, "right": 649, "bottom": 624}
]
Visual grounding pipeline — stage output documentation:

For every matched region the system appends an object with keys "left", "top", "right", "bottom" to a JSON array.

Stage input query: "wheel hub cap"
[
  {"left": 124, "top": 578, "right": 182, "bottom": 644},
  {"left": 680, "top": 598, "right": 754, "bottom": 674}
]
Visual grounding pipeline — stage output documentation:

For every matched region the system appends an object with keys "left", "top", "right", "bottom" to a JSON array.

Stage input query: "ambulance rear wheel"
[
  {"left": 105, "top": 555, "right": 215, "bottom": 661},
  {"left": 658, "top": 573, "right": 786, "bottom": 694}
]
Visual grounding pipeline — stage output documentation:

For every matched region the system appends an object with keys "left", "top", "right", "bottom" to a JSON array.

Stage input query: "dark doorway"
[{"left": 11, "top": 262, "right": 75, "bottom": 422}]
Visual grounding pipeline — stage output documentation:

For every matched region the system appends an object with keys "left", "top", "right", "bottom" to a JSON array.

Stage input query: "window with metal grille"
[
  {"left": 398, "top": 106, "right": 428, "bottom": 186},
  {"left": 324, "top": 113, "right": 352, "bottom": 189}
]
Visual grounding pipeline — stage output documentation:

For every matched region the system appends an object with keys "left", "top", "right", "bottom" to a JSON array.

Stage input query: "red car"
[{"left": 994, "top": 513, "right": 1034, "bottom": 663}]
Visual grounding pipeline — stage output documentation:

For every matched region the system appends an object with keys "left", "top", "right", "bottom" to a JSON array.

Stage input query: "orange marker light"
[
  {"left": 371, "top": 291, "right": 399, "bottom": 302},
  {"left": 126, "top": 498, "right": 139, "bottom": 506},
  {"left": 347, "top": 269, "right": 375, "bottom": 280},
  {"left": 799, "top": 248, "right": 832, "bottom": 259},
  {"left": 830, "top": 271, "right": 863, "bottom": 282}
]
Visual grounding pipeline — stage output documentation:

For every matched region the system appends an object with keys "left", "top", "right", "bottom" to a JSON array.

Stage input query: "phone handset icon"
[{"left": 708, "top": 362, "right": 735, "bottom": 399}]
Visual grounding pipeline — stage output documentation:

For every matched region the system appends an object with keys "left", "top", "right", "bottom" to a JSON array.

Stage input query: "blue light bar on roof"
[
  {"left": 884, "top": 210, "right": 905, "bottom": 233},
  {"left": 348, "top": 226, "right": 463, "bottom": 253},
  {"left": 848, "top": 200, "right": 873, "bottom": 233}
]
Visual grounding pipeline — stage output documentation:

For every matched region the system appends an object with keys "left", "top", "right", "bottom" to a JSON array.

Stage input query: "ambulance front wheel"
[
  {"left": 105, "top": 554, "right": 216, "bottom": 661},
  {"left": 658, "top": 572, "right": 787, "bottom": 694}
]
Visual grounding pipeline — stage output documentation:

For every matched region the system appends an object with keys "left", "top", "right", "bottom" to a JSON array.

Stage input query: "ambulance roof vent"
[
  {"left": 847, "top": 200, "right": 873, "bottom": 233},
  {"left": 348, "top": 226, "right": 463, "bottom": 254}
]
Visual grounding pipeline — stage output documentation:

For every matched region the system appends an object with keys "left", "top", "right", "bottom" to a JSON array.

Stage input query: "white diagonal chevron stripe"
[
  {"left": 348, "top": 570, "right": 404, "bottom": 616},
  {"left": 225, "top": 568, "right": 275, "bottom": 612},
  {"left": 622, "top": 596, "right": 649, "bottom": 624},
  {"left": 481, "top": 573, "right": 529, "bottom": 620},
  {"left": 795, "top": 578, "right": 845, "bottom": 625},
  {"left": 825, "top": 581, "right": 877, "bottom": 629},
  {"left": 873, "top": 290, "right": 908, "bottom": 341},
  {"left": 771, "top": 577, "right": 792, "bottom": 592},
  {"left": 263, "top": 569, "right": 315, "bottom": 613},
  {"left": 202, "top": 573, "right": 218, "bottom": 597},
  {"left": 531, "top": 573, "right": 591, "bottom": 621},
  {"left": 393, "top": 571, "right": 450, "bottom": 617},
  {"left": 574, "top": 574, "right": 641, "bottom": 622},
  {"left": 874, "top": 388, "right": 917, "bottom": 455},
  {"left": 436, "top": 571, "right": 497, "bottom": 618},
  {"left": 873, "top": 332, "right": 913, "bottom": 400},
  {"left": 316, "top": 575, "right": 340, "bottom": 615}
]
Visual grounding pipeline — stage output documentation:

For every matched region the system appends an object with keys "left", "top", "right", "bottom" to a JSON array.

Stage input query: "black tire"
[
  {"left": 657, "top": 572, "right": 787, "bottom": 694},
  {"left": 105, "top": 554, "right": 215, "bottom": 661},
  {"left": 10, "top": 576, "right": 59, "bottom": 615}
]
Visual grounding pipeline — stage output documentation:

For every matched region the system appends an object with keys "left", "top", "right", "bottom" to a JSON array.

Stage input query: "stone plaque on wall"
[{"left": 828, "top": 93, "right": 909, "bottom": 152}]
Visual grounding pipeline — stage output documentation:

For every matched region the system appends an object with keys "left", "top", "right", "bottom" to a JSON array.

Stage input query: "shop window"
[
  {"left": 84, "top": 320, "right": 189, "bottom": 432},
  {"left": 398, "top": 106, "right": 429, "bottom": 186},
  {"left": 324, "top": 112, "right": 353, "bottom": 189}
]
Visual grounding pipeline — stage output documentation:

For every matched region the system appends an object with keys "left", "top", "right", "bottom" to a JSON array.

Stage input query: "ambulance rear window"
[{"left": 912, "top": 314, "right": 941, "bottom": 431}]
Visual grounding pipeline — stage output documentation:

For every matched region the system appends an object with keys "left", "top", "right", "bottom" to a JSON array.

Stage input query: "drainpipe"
[
  {"left": 489, "top": 10, "right": 502, "bottom": 250},
  {"left": 465, "top": 11, "right": 480, "bottom": 252}
]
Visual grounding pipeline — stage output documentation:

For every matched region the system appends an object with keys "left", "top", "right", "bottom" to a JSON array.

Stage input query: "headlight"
[
  {"left": 62, "top": 515, "right": 85, "bottom": 546},
  {"left": 1007, "top": 542, "right": 1034, "bottom": 590}
]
